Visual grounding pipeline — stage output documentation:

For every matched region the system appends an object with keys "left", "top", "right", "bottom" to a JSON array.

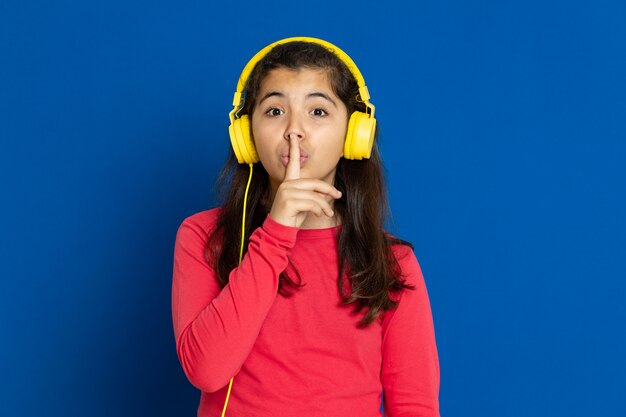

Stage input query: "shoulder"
[
  {"left": 176, "top": 207, "right": 223, "bottom": 242},
  {"left": 179, "top": 207, "right": 222, "bottom": 230},
  {"left": 380, "top": 237, "right": 431, "bottom": 325},
  {"left": 387, "top": 235, "right": 425, "bottom": 290}
]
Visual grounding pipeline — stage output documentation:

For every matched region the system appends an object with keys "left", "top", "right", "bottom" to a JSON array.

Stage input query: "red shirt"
[{"left": 172, "top": 208, "right": 440, "bottom": 416}]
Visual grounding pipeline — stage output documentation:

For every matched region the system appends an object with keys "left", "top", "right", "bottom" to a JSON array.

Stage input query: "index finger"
[{"left": 284, "top": 136, "right": 300, "bottom": 181}]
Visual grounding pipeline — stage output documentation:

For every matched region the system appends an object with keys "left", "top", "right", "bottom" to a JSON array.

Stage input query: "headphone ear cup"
[
  {"left": 344, "top": 111, "right": 376, "bottom": 160},
  {"left": 229, "top": 115, "right": 259, "bottom": 164}
]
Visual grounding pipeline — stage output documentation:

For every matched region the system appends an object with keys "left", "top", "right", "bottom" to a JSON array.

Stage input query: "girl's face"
[{"left": 251, "top": 67, "right": 349, "bottom": 197}]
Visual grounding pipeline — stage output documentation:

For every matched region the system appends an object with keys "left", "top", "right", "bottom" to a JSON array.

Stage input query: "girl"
[{"left": 172, "top": 37, "right": 440, "bottom": 417}]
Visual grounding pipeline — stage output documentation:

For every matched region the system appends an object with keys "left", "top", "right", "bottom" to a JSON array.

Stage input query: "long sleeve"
[
  {"left": 171, "top": 210, "right": 299, "bottom": 393},
  {"left": 381, "top": 246, "right": 441, "bottom": 417}
]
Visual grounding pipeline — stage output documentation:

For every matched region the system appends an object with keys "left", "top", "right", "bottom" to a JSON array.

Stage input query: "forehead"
[{"left": 257, "top": 67, "right": 334, "bottom": 94}]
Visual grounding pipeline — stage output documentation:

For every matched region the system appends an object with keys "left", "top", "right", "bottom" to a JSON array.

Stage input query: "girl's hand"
[{"left": 269, "top": 136, "right": 342, "bottom": 229}]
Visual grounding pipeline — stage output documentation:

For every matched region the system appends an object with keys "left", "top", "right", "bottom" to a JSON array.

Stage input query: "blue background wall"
[{"left": 1, "top": 1, "right": 625, "bottom": 416}]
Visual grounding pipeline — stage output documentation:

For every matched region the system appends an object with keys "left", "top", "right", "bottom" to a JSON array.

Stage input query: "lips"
[
  {"left": 280, "top": 155, "right": 308, "bottom": 167},
  {"left": 280, "top": 147, "right": 309, "bottom": 158},
  {"left": 280, "top": 148, "right": 308, "bottom": 167}
]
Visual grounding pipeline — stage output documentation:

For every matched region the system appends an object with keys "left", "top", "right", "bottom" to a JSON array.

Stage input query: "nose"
[{"left": 284, "top": 112, "right": 305, "bottom": 142}]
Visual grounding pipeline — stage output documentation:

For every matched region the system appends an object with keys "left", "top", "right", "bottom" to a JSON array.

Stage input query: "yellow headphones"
[{"left": 228, "top": 36, "right": 377, "bottom": 164}]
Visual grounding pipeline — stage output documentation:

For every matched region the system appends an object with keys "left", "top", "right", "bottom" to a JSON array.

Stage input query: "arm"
[
  {"left": 171, "top": 212, "right": 298, "bottom": 392},
  {"left": 381, "top": 247, "right": 441, "bottom": 417}
]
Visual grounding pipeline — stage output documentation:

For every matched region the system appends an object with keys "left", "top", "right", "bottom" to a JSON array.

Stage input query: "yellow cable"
[
  {"left": 221, "top": 162, "right": 254, "bottom": 417},
  {"left": 238, "top": 163, "right": 254, "bottom": 265},
  {"left": 220, "top": 378, "right": 234, "bottom": 417}
]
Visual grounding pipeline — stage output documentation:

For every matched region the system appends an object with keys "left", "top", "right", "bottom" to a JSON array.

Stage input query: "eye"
[
  {"left": 312, "top": 108, "right": 328, "bottom": 117},
  {"left": 264, "top": 107, "right": 284, "bottom": 117}
]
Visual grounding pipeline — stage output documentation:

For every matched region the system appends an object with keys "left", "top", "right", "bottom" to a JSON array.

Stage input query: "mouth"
[
  {"left": 280, "top": 148, "right": 308, "bottom": 167},
  {"left": 280, "top": 155, "right": 308, "bottom": 167}
]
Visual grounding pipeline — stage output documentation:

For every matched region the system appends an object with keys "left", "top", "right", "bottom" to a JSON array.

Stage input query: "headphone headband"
[{"left": 229, "top": 36, "right": 374, "bottom": 124}]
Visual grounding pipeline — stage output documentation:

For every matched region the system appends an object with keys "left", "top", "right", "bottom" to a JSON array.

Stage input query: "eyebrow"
[{"left": 258, "top": 91, "right": 337, "bottom": 108}]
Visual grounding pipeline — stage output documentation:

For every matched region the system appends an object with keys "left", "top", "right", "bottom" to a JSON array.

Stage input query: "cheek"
[
  {"left": 251, "top": 124, "right": 278, "bottom": 166},
  {"left": 333, "top": 123, "right": 348, "bottom": 156},
  {"left": 251, "top": 122, "right": 268, "bottom": 148},
  {"left": 250, "top": 112, "right": 266, "bottom": 141},
  {"left": 251, "top": 114, "right": 279, "bottom": 139}
]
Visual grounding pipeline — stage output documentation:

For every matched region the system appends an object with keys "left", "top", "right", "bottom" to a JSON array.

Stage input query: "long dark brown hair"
[{"left": 206, "top": 41, "right": 415, "bottom": 327}]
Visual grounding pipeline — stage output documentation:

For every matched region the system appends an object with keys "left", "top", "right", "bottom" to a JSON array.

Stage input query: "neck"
[{"left": 299, "top": 211, "right": 341, "bottom": 229}]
